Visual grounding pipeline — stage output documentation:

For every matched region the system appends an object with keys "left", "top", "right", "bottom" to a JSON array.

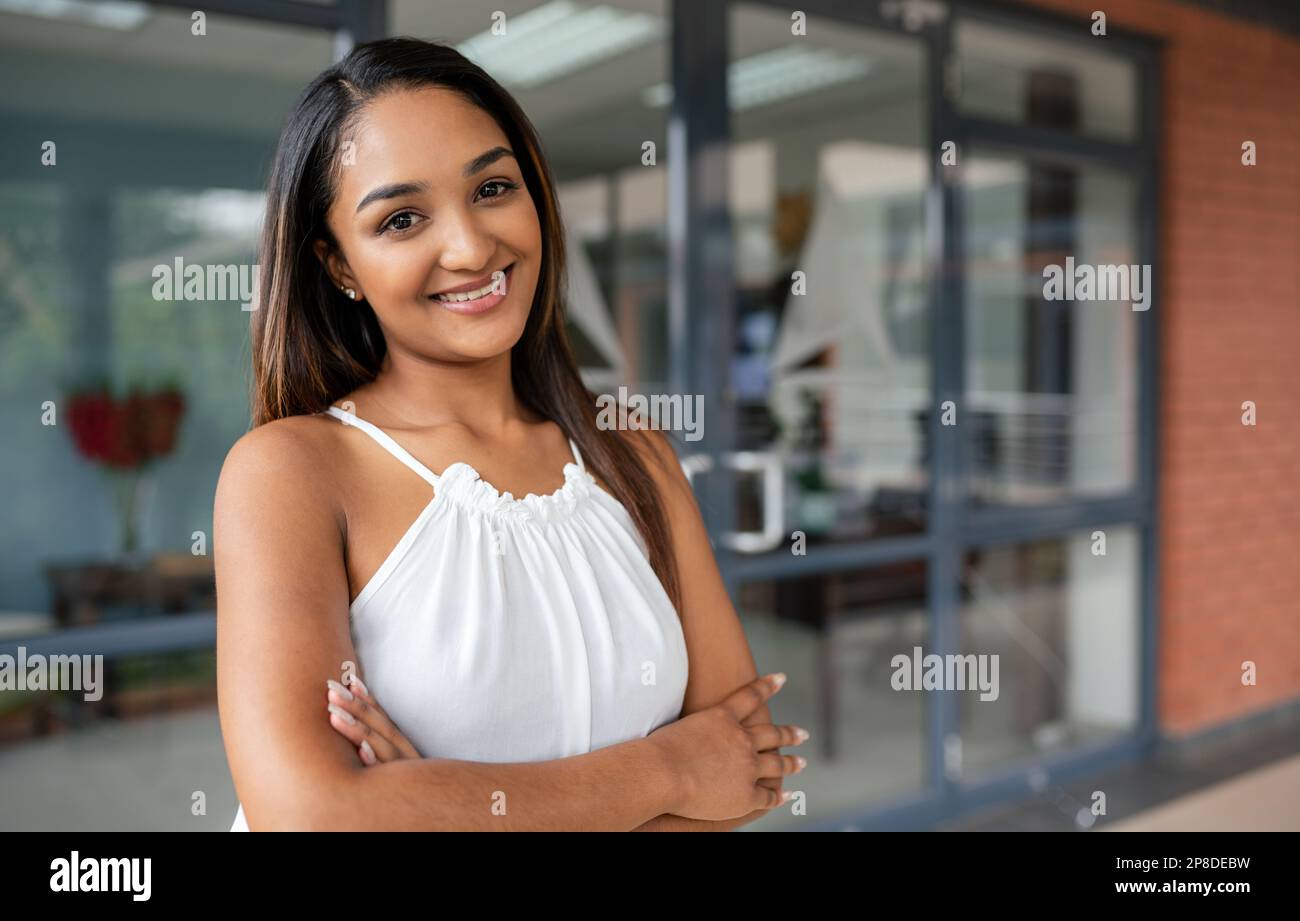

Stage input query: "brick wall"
[{"left": 1014, "top": 0, "right": 1300, "bottom": 735}]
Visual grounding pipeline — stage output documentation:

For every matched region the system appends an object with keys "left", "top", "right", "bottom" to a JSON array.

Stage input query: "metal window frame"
[{"left": 672, "top": 0, "right": 1162, "bottom": 830}]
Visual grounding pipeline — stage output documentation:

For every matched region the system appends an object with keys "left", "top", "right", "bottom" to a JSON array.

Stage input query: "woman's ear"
[{"left": 312, "top": 237, "right": 363, "bottom": 301}]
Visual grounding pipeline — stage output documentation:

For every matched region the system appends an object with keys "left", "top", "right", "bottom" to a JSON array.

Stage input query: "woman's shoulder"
[
  {"left": 221, "top": 411, "right": 340, "bottom": 477},
  {"left": 215, "top": 411, "right": 347, "bottom": 530}
]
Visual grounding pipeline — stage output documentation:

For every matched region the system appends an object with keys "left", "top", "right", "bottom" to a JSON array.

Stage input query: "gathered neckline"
[
  {"left": 435, "top": 457, "right": 596, "bottom": 521},
  {"left": 324, "top": 404, "right": 599, "bottom": 523}
]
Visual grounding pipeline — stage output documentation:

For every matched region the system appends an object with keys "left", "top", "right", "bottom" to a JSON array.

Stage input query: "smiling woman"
[{"left": 214, "top": 36, "right": 806, "bottom": 832}]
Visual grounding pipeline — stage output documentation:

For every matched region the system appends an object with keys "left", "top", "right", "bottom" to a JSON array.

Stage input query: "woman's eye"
[
  {"left": 377, "top": 183, "right": 517, "bottom": 235},
  {"left": 379, "top": 210, "right": 420, "bottom": 236},
  {"left": 477, "top": 179, "right": 519, "bottom": 201}
]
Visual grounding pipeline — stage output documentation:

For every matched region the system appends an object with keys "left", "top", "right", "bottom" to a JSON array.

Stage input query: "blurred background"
[{"left": 0, "top": 0, "right": 1297, "bottom": 831}]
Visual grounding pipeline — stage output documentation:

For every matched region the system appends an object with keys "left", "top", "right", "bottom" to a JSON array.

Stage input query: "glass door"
[
  {"left": 682, "top": 0, "right": 1156, "bottom": 831},
  {"left": 706, "top": 1, "right": 937, "bottom": 830}
]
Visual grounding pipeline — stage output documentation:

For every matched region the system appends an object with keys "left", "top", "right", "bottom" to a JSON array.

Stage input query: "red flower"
[
  {"left": 67, "top": 389, "right": 114, "bottom": 463},
  {"left": 66, "top": 386, "right": 186, "bottom": 470},
  {"left": 137, "top": 389, "right": 186, "bottom": 457}
]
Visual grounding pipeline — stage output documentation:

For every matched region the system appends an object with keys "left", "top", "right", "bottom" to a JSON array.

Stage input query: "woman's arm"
[
  {"left": 625, "top": 428, "right": 799, "bottom": 832},
  {"left": 215, "top": 420, "right": 683, "bottom": 831}
]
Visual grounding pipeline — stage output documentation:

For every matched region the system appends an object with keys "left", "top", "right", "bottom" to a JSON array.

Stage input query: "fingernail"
[
  {"left": 794, "top": 756, "right": 807, "bottom": 771},
  {"left": 359, "top": 740, "right": 376, "bottom": 765},
  {"left": 347, "top": 675, "right": 369, "bottom": 697},
  {"left": 328, "top": 703, "right": 356, "bottom": 725},
  {"left": 770, "top": 672, "right": 787, "bottom": 689},
  {"left": 794, "top": 727, "right": 809, "bottom": 742},
  {"left": 326, "top": 679, "right": 353, "bottom": 701},
  {"left": 781, "top": 791, "right": 793, "bottom": 803}
]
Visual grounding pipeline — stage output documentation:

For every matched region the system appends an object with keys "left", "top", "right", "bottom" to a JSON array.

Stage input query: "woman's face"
[{"left": 314, "top": 86, "right": 542, "bottom": 363}]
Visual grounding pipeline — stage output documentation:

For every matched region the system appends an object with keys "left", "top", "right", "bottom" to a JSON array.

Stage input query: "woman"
[{"left": 215, "top": 36, "right": 808, "bottom": 831}]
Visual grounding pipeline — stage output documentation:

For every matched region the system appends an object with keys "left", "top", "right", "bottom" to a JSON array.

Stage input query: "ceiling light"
[
  {"left": 0, "top": 0, "right": 149, "bottom": 30},
  {"left": 643, "top": 46, "right": 872, "bottom": 111},
  {"left": 457, "top": 0, "right": 664, "bottom": 89}
]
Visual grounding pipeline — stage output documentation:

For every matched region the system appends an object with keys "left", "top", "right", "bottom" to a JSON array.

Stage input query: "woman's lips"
[{"left": 429, "top": 264, "right": 512, "bottom": 315}]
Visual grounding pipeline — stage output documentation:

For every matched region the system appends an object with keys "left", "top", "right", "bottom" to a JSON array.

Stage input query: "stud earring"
[{"left": 341, "top": 287, "right": 356, "bottom": 300}]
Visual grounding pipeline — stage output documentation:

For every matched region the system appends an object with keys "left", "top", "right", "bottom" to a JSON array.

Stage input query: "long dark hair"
[{"left": 249, "top": 36, "right": 681, "bottom": 613}]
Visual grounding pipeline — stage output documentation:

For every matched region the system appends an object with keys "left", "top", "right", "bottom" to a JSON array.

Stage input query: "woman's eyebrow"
[
  {"left": 355, "top": 180, "right": 428, "bottom": 215},
  {"left": 462, "top": 145, "right": 515, "bottom": 177},
  {"left": 354, "top": 147, "right": 517, "bottom": 215}
]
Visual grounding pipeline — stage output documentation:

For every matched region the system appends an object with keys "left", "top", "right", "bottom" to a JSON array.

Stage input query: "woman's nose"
[{"left": 432, "top": 207, "right": 495, "bottom": 271}]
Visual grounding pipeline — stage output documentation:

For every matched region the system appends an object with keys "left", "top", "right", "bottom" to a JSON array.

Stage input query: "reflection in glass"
[
  {"left": 729, "top": 4, "right": 930, "bottom": 547},
  {"left": 954, "top": 17, "right": 1138, "bottom": 142},
  {"left": 736, "top": 563, "right": 928, "bottom": 829},
  {"left": 963, "top": 154, "right": 1139, "bottom": 505},
  {"left": 958, "top": 528, "right": 1140, "bottom": 777}
]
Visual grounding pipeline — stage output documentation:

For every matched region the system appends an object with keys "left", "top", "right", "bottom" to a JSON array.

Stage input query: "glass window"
[
  {"left": 110, "top": 187, "right": 267, "bottom": 541},
  {"left": 0, "top": 4, "right": 334, "bottom": 605},
  {"left": 736, "top": 563, "right": 929, "bottom": 828},
  {"left": 957, "top": 526, "right": 1141, "bottom": 778},
  {"left": 963, "top": 152, "right": 1140, "bottom": 505},
  {"left": 954, "top": 17, "right": 1139, "bottom": 142},
  {"left": 727, "top": 3, "right": 931, "bottom": 547}
]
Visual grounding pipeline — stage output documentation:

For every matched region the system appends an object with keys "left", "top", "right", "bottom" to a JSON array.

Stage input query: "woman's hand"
[
  {"left": 326, "top": 676, "right": 421, "bottom": 765},
  {"left": 646, "top": 673, "right": 808, "bottom": 822}
]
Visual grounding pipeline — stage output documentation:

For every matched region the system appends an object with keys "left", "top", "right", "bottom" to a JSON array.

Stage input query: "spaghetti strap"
[
  {"left": 567, "top": 437, "right": 585, "bottom": 471},
  {"left": 325, "top": 405, "right": 440, "bottom": 488}
]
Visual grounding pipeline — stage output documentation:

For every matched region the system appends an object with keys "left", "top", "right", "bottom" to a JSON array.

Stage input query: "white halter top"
[{"left": 230, "top": 404, "right": 689, "bottom": 830}]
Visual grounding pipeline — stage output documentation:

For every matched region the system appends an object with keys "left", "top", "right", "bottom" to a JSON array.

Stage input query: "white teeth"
[{"left": 434, "top": 270, "right": 507, "bottom": 302}]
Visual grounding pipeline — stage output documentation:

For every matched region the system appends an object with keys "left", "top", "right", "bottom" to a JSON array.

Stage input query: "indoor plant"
[{"left": 64, "top": 378, "right": 186, "bottom": 559}]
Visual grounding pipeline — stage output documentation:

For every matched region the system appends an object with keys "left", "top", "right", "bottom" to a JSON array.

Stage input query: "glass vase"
[{"left": 105, "top": 468, "right": 154, "bottom": 564}]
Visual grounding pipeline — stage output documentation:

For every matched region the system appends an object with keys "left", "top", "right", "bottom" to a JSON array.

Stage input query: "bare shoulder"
[
  {"left": 218, "top": 413, "right": 334, "bottom": 477},
  {"left": 214, "top": 413, "right": 346, "bottom": 553},
  {"left": 220, "top": 411, "right": 345, "bottom": 496}
]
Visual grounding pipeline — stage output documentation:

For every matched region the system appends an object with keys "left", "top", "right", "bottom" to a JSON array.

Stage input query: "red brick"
[{"left": 1017, "top": 0, "right": 1300, "bottom": 735}]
